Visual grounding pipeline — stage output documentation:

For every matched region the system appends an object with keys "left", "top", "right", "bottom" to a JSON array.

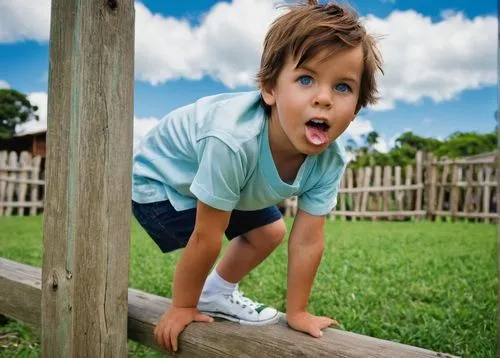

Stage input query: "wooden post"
[
  {"left": 405, "top": 165, "right": 413, "bottom": 212},
  {"left": 450, "top": 163, "right": 459, "bottom": 222},
  {"left": 30, "top": 155, "right": 42, "bottom": 216},
  {"left": 395, "top": 166, "right": 403, "bottom": 220},
  {"left": 426, "top": 153, "right": 436, "bottom": 220},
  {"left": 415, "top": 151, "right": 423, "bottom": 221},
  {"left": 372, "top": 166, "right": 381, "bottom": 221},
  {"left": 41, "top": 1, "right": 134, "bottom": 357}
]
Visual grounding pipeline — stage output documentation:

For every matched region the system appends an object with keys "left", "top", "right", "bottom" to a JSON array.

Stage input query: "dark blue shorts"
[{"left": 132, "top": 200, "right": 283, "bottom": 253}]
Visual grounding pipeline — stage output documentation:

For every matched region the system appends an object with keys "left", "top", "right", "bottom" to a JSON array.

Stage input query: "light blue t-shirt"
[{"left": 132, "top": 91, "right": 347, "bottom": 216}]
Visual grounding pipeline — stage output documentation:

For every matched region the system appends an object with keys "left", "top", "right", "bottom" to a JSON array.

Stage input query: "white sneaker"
[{"left": 197, "top": 285, "right": 280, "bottom": 326}]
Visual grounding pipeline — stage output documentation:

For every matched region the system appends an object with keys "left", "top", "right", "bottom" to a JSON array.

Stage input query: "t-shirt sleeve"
[
  {"left": 190, "top": 137, "right": 246, "bottom": 211},
  {"left": 298, "top": 163, "right": 346, "bottom": 216}
]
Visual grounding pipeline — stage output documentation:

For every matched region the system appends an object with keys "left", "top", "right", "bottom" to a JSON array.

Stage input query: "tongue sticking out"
[{"left": 305, "top": 125, "right": 329, "bottom": 146}]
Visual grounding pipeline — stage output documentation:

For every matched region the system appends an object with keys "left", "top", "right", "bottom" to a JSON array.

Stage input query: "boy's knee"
[{"left": 264, "top": 219, "right": 286, "bottom": 247}]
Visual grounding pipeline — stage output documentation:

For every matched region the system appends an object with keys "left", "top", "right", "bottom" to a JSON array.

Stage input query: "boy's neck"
[{"left": 268, "top": 118, "right": 306, "bottom": 183}]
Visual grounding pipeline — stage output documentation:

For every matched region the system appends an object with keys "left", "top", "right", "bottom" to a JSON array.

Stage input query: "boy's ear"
[{"left": 260, "top": 84, "right": 276, "bottom": 106}]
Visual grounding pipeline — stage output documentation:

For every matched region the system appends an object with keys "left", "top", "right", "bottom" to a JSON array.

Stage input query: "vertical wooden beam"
[
  {"left": 415, "top": 151, "right": 423, "bottom": 221},
  {"left": 450, "top": 163, "right": 459, "bottom": 222},
  {"left": 426, "top": 153, "right": 436, "bottom": 221},
  {"left": 395, "top": 166, "right": 403, "bottom": 220},
  {"left": 41, "top": 1, "right": 134, "bottom": 357}
]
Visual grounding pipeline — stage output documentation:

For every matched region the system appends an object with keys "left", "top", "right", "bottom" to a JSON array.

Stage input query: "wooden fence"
[
  {"left": 283, "top": 151, "right": 499, "bottom": 223},
  {"left": 1, "top": 150, "right": 498, "bottom": 223},
  {"left": 0, "top": 151, "right": 44, "bottom": 216}
]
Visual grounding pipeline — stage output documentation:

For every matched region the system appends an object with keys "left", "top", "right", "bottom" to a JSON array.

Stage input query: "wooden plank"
[
  {"left": 41, "top": 1, "right": 135, "bottom": 357},
  {"left": 1, "top": 178, "right": 45, "bottom": 185},
  {"left": 17, "top": 152, "right": 31, "bottom": 216},
  {"left": 437, "top": 158, "right": 494, "bottom": 165},
  {"left": 383, "top": 166, "right": 391, "bottom": 220},
  {"left": 434, "top": 211, "right": 498, "bottom": 219},
  {"left": 0, "top": 151, "right": 7, "bottom": 216},
  {"left": 333, "top": 210, "right": 426, "bottom": 218},
  {"left": 405, "top": 165, "right": 414, "bottom": 211},
  {"left": 450, "top": 164, "right": 459, "bottom": 222},
  {"left": 0, "top": 258, "right": 457, "bottom": 358},
  {"left": 426, "top": 153, "right": 437, "bottom": 220},
  {"left": 339, "top": 174, "right": 346, "bottom": 220},
  {"left": 361, "top": 167, "right": 372, "bottom": 216},
  {"left": 338, "top": 184, "right": 424, "bottom": 193},
  {"left": 5, "top": 152, "right": 17, "bottom": 216},
  {"left": 0, "top": 202, "right": 44, "bottom": 208},
  {"left": 395, "top": 166, "right": 403, "bottom": 219},
  {"left": 436, "top": 164, "right": 449, "bottom": 213},
  {"left": 415, "top": 151, "right": 423, "bottom": 221},
  {"left": 353, "top": 168, "right": 364, "bottom": 221},
  {"left": 483, "top": 166, "right": 492, "bottom": 224},
  {"left": 372, "top": 166, "right": 381, "bottom": 221},
  {"left": 346, "top": 168, "right": 354, "bottom": 214},
  {"left": 435, "top": 181, "right": 497, "bottom": 188},
  {"left": 30, "top": 156, "right": 42, "bottom": 216},
  {"left": 464, "top": 165, "right": 474, "bottom": 215}
]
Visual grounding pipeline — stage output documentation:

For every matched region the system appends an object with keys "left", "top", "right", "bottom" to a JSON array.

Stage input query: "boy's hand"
[
  {"left": 154, "top": 306, "right": 214, "bottom": 353},
  {"left": 286, "top": 311, "right": 339, "bottom": 338}
]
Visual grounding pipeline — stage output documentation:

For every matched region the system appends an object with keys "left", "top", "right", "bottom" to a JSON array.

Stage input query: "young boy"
[{"left": 132, "top": 0, "right": 382, "bottom": 353}]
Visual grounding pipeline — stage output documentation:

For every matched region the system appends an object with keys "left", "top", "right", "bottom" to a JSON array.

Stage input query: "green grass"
[{"left": 0, "top": 216, "right": 496, "bottom": 358}]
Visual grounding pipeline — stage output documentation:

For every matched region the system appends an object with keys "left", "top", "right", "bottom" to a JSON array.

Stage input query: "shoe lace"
[{"left": 225, "top": 285, "right": 262, "bottom": 314}]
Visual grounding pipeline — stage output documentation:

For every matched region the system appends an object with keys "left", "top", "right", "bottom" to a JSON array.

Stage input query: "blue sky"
[{"left": 0, "top": 0, "right": 496, "bottom": 151}]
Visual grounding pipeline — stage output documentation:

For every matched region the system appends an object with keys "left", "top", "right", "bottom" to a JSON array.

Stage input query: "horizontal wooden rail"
[
  {"left": 338, "top": 184, "right": 424, "bottom": 193},
  {"left": 0, "top": 167, "right": 41, "bottom": 173},
  {"left": 0, "top": 202, "right": 44, "bottom": 208},
  {"left": 0, "top": 178, "right": 45, "bottom": 185},
  {"left": 331, "top": 210, "right": 426, "bottom": 217},
  {"left": 434, "top": 211, "right": 498, "bottom": 219},
  {"left": 0, "top": 258, "right": 458, "bottom": 358}
]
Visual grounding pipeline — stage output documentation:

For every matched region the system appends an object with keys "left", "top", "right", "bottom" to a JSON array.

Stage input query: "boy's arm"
[
  {"left": 286, "top": 209, "right": 337, "bottom": 337},
  {"left": 155, "top": 200, "right": 231, "bottom": 353},
  {"left": 172, "top": 200, "right": 231, "bottom": 307}
]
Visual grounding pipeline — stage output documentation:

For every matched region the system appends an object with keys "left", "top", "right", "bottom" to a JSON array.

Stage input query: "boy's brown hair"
[{"left": 257, "top": 0, "right": 383, "bottom": 114}]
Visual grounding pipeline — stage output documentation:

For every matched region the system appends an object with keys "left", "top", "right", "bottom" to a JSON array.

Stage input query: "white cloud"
[
  {"left": 0, "top": 0, "right": 51, "bottom": 43},
  {"left": 15, "top": 92, "right": 48, "bottom": 135},
  {"left": 345, "top": 118, "right": 374, "bottom": 143},
  {"left": 133, "top": 116, "right": 159, "bottom": 151},
  {"left": 0, "top": 79, "right": 10, "bottom": 89},
  {"left": 365, "top": 10, "right": 496, "bottom": 110},
  {"left": 134, "top": 0, "right": 283, "bottom": 87}
]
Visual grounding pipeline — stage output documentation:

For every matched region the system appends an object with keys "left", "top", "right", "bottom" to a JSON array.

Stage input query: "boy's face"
[{"left": 262, "top": 45, "right": 363, "bottom": 156}]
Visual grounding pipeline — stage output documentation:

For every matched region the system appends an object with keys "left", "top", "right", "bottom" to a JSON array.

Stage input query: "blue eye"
[
  {"left": 336, "top": 83, "right": 351, "bottom": 93},
  {"left": 298, "top": 75, "right": 313, "bottom": 86}
]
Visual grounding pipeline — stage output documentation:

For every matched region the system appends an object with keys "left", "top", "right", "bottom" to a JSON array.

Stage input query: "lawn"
[{"left": 0, "top": 216, "right": 496, "bottom": 358}]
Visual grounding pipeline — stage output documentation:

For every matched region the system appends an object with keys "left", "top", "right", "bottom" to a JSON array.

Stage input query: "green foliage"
[
  {"left": 0, "top": 89, "right": 39, "bottom": 140},
  {"left": 0, "top": 216, "right": 495, "bottom": 358},
  {"left": 348, "top": 129, "right": 496, "bottom": 170}
]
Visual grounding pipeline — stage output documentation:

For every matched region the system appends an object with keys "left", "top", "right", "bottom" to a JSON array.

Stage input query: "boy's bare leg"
[{"left": 215, "top": 219, "right": 286, "bottom": 283}]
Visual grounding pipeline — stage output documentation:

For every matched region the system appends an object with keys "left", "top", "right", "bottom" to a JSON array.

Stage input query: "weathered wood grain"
[
  {"left": 41, "top": 0, "right": 134, "bottom": 356},
  {"left": 0, "top": 258, "right": 459, "bottom": 358}
]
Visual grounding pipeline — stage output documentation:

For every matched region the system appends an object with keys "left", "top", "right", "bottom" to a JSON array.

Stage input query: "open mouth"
[
  {"left": 305, "top": 119, "right": 330, "bottom": 146},
  {"left": 306, "top": 119, "right": 330, "bottom": 132}
]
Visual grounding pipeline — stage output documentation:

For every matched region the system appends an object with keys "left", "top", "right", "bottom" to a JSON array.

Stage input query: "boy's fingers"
[
  {"left": 308, "top": 324, "right": 323, "bottom": 338},
  {"left": 170, "top": 324, "right": 184, "bottom": 352},
  {"left": 162, "top": 327, "right": 172, "bottom": 353},
  {"left": 195, "top": 313, "right": 214, "bottom": 323}
]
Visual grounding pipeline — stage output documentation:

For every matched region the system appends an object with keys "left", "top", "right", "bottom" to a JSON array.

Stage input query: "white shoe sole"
[{"left": 200, "top": 310, "right": 281, "bottom": 326}]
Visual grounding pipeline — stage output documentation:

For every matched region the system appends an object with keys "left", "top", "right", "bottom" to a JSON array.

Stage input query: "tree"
[
  {"left": 0, "top": 89, "right": 39, "bottom": 140},
  {"left": 365, "top": 131, "right": 379, "bottom": 151}
]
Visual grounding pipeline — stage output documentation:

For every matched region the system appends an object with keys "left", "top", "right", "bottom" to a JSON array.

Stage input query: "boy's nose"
[{"left": 313, "top": 88, "right": 333, "bottom": 109}]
